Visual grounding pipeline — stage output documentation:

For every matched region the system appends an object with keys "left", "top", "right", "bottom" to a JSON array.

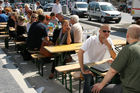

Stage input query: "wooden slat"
[
  {"left": 71, "top": 71, "right": 84, "bottom": 80},
  {"left": 86, "top": 58, "right": 111, "bottom": 68},
  {"left": 0, "top": 25, "right": 7, "bottom": 28},
  {"left": 55, "top": 63, "right": 80, "bottom": 73},
  {"left": 55, "top": 58, "right": 111, "bottom": 73},
  {"left": 0, "top": 35, "right": 9, "bottom": 38},
  {"left": 44, "top": 43, "right": 82, "bottom": 53},
  {"left": 112, "top": 39, "right": 126, "bottom": 46},
  {"left": 9, "top": 27, "right": 15, "bottom": 31},
  {"left": 0, "top": 22, "right": 7, "bottom": 25}
]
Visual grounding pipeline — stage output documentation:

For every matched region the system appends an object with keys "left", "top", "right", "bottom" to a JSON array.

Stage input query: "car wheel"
[
  {"left": 100, "top": 17, "right": 106, "bottom": 23},
  {"left": 88, "top": 15, "right": 91, "bottom": 21},
  {"left": 115, "top": 19, "right": 121, "bottom": 23}
]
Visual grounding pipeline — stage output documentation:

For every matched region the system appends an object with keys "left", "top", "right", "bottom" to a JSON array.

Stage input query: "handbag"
[{"left": 40, "top": 40, "right": 53, "bottom": 57}]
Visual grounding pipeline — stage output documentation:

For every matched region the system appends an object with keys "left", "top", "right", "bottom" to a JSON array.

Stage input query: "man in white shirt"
[
  {"left": 0, "top": 0, "right": 4, "bottom": 10},
  {"left": 52, "top": 0, "right": 62, "bottom": 14},
  {"left": 78, "top": 24, "right": 116, "bottom": 93},
  {"left": 70, "top": 15, "right": 83, "bottom": 43},
  {"left": 3, "top": 0, "right": 10, "bottom": 7}
]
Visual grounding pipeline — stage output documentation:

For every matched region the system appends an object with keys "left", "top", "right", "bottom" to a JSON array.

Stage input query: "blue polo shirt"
[{"left": 0, "top": 14, "right": 8, "bottom": 22}]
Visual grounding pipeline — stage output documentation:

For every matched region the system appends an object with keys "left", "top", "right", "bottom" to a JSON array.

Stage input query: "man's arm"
[
  {"left": 67, "top": 26, "right": 72, "bottom": 45},
  {"left": 92, "top": 67, "right": 117, "bottom": 93},
  {"left": 78, "top": 49, "right": 85, "bottom": 73},
  {"left": 103, "top": 39, "right": 116, "bottom": 59},
  {"left": 78, "top": 49, "right": 93, "bottom": 74}
]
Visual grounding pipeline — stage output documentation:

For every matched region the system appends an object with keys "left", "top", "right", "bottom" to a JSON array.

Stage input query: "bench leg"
[
  {"left": 69, "top": 73, "right": 72, "bottom": 93},
  {"left": 65, "top": 74, "right": 67, "bottom": 89},
  {"left": 62, "top": 74, "right": 64, "bottom": 85},
  {"left": 40, "top": 61, "right": 45, "bottom": 76}
]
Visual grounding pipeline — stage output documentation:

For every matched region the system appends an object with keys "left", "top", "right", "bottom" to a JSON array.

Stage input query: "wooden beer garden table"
[
  {"left": 112, "top": 39, "right": 126, "bottom": 52},
  {"left": 0, "top": 22, "right": 7, "bottom": 25},
  {"left": 44, "top": 43, "right": 82, "bottom": 53},
  {"left": 0, "top": 24, "right": 7, "bottom": 28}
]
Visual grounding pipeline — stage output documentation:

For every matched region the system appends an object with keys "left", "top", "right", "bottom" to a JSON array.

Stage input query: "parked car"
[
  {"left": 131, "top": 0, "right": 140, "bottom": 23},
  {"left": 71, "top": 2, "right": 88, "bottom": 17},
  {"left": 88, "top": 2, "right": 121, "bottom": 23},
  {"left": 43, "top": 3, "right": 54, "bottom": 12}
]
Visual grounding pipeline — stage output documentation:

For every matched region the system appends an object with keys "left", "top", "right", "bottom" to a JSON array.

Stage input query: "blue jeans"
[{"left": 82, "top": 65, "right": 94, "bottom": 93}]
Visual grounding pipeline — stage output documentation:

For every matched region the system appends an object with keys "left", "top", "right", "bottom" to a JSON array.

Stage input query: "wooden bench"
[
  {"left": 55, "top": 59, "right": 110, "bottom": 93},
  {"left": 0, "top": 34, "right": 9, "bottom": 38},
  {"left": 55, "top": 63, "right": 80, "bottom": 93},
  {"left": 71, "top": 71, "right": 84, "bottom": 93},
  {"left": 31, "top": 53, "right": 47, "bottom": 76}
]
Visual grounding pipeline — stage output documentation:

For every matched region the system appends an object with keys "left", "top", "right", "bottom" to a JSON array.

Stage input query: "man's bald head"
[{"left": 127, "top": 24, "right": 140, "bottom": 40}]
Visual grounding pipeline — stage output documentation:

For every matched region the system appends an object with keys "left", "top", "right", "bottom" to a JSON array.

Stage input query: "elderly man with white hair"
[{"left": 70, "top": 15, "right": 83, "bottom": 43}]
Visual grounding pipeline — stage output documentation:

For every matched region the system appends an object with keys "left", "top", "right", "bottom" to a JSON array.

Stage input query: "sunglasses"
[
  {"left": 32, "top": 16, "right": 37, "bottom": 18},
  {"left": 103, "top": 30, "right": 111, "bottom": 33}
]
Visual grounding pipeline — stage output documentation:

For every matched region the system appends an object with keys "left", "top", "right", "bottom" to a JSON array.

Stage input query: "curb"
[{"left": 79, "top": 20, "right": 128, "bottom": 32}]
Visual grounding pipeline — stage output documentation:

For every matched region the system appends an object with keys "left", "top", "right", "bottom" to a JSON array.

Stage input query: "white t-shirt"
[
  {"left": 71, "top": 23, "right": 83, "bottom": 43},
  {"left": 51, "top": 3, "right": 62, "bottom": 14},
  {"left": 27, "top": 23, "right": 31, "bottom": 33},
  {"left": 81, "top": 35, "right": 115, "bottom": 64}
]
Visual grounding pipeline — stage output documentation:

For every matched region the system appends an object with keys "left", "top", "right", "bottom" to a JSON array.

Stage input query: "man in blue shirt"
[{"left": 0, "top": 10, "right": 8, "bottom": 22}]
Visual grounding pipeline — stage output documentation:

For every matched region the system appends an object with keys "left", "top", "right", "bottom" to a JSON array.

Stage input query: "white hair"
[
  {"left": 24, "top": 4, "right": 29, "bottom": 8},
  {"left": 70, "top": 15, "right": 79, "bottom": 23}
]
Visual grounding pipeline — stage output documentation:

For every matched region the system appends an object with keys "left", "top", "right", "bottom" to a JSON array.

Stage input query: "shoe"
[{"left": 49, "top": 73, "right": 54, "bottom": 79}]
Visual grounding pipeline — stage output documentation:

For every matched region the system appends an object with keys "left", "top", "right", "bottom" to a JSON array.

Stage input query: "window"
[{"left": 100, "top": 5, "right": 115, "bottom": 11}]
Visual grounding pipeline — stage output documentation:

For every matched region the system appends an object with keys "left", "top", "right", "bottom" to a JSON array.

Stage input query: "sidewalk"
[
  {"left": 0, "top": 38, "right": 80, "bottom": 93},
  {"left": 0, "top": 48, "right": 37, "bottom": 93}
]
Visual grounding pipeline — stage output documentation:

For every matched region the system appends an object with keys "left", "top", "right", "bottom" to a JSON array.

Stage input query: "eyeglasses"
[
  {"left": 103, "top": 30, "right": 111, "bottom": 33},
  {"left": 32, "top": 16, "right": 37, "bottom": 18}
]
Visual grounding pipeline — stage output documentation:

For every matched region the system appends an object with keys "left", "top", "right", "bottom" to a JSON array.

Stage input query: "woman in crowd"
[
  {"left": 45, "top": 15, "right": 55, "bottom": 36},
  {"left": 27, "top": 13, "right": 38, "bottom": 32},
  {"left": 49, "top": 20, "right": 74, "bottom": 79},
  {"left": 4, "top": 7, "right": 12, "bottom": 16},
  {"left": 16, "top": 16, "right": 27, "bottom": 41},
  {"left": 50, "top": 12, "right": 58, "bottom": 26},
  {"left": 36, "top": 8, "right": 43, "bottom": 15},
  {"left": 7, "top": 12, "right": 18, "bottom": 38},
  {"left": 22, "top": 4, "right": 31, "bottom": 15},
  {"left": 25, "top": 10, "right": 32, "bottom": 22}
]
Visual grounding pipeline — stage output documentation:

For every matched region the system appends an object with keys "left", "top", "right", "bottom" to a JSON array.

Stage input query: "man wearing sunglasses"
[
  {"left": 78, "top": 24, "right": 116, "bottom": 93},
  {"left": 92, "top": 25, "right": 140, "bottom": 93}
]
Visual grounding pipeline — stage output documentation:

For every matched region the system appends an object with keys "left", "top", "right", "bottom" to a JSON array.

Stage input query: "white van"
[
  {"left": 131, "top": 0, "right": 140, "bottom": 22},
  {"left": 88, "top": 2, "right": 121, "bottom": 23},
  {"left": 71, "top": 2, "right": 88, "bottom": 17}
]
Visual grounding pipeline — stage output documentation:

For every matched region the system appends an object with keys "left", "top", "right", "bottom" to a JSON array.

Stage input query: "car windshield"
[
  {"left": 77, "top": 4, "right": 88, "bottom": 8},
  {"left": 100, "top": 5, "right": 115, "bottom": 11}
]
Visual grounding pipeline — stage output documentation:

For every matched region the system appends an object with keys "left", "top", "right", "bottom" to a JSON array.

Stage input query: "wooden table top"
[
  {"left": 55, "top": 58, "right": 111, "bottom": 73},
  {"left": 0, "top": 25, "right": 7, "bottom": 28},
  {"left": 44, "top": 43, "right": 82, "bottom": 53},
  {"left": 9, "top": 27, "right": 16, "bottom": 31},
  {"left": 0, "top": 22, "right": 7, "bottom": 25},
  {"left": 112, "top": 39, "right": 126, "bottom": 46},
  {"left": 55, "top": 63, "right": 80, "bottom": 73}
]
